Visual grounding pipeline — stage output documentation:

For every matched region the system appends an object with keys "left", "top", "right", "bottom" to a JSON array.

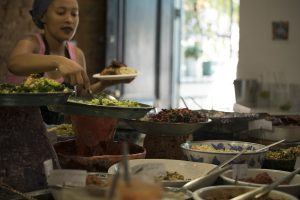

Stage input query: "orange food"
[{"left": 116, "top": 178, "right": 163, "bottom": 200}]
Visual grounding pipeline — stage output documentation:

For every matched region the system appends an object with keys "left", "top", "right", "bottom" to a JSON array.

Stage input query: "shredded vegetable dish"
[{"left": 148, "top": 108, "right": 208, "bottom": 123}]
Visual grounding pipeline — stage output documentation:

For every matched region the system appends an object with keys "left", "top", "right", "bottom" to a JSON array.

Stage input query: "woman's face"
[{"left": 42, "top": 0, "right": 79, "bottom": 42}]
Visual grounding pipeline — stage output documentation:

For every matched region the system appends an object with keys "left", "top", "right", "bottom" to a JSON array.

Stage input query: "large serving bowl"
[
  {"left": 125, "top": 119, "right": 211, "bottom": 136},
  {"left": 193, "top": 185, "right": 298, "bottom": 200},
  {"left": 221, "top": 168, "right": 300, "bottom": 196},
  {"left": 181, "top": 140, "right": 267, "bottom": 168},
  {"left": 108, "top": 159, "right": 217, "bottom": 188},
  {"left": 53, "top": 139, "right": 146, "bottom": 172}
]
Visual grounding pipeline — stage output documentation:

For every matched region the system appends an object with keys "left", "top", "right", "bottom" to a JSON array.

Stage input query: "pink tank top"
[{"left": 5, "top": 33, "right": 77, "bottom": 84}]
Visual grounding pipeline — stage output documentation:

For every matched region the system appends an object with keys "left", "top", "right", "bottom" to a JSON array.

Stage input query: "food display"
[
  {"left": 0, "top": 75, "right": 69, "bottom": 93},
  {"left": 148, "top": 108, "right": 208, "bottom": 123},
  {"left": 100, "top": 60, "right": 137, "bottom": 75}
]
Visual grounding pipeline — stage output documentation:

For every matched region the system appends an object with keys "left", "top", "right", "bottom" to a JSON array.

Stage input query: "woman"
[
  {"left": 1, "top": 0, "right": 127, "bottom": 192},
  {"left": 7, "top": 0, "right": 128, "bottom": 124}
]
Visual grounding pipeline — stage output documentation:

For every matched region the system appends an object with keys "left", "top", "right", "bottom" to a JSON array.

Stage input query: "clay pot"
[
  {"left": 53, "top": 139, "right": 146, "bottom": 172},
  {"left": 71, "top": 115, "right": 118, "bottom": 147}
]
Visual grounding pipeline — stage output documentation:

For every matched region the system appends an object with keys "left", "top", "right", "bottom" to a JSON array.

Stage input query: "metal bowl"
[
  {"left": 0, "top": 92, "right": 72, "bottom": 106},
  {"left": 125, "top": 119, "right": 211, "bottom": 136}
]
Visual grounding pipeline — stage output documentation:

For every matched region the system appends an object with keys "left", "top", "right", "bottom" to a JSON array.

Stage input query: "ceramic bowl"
[
  {"left": 193, "top": 185, "right": 298, "bottom": 200},
  {"left": 108, "top": 159, "right": 217, "bottom": 187},
  {"left": 181, "top": 140, "right": 267, "bottom": 168},
  {"left": 221, "top": 168, "right": 300, "bottom": 196}
]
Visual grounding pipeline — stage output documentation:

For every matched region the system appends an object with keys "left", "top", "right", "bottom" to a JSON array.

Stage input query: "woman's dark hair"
[{"left": 29, "top": 0, "right": 53, "bottom": 29}]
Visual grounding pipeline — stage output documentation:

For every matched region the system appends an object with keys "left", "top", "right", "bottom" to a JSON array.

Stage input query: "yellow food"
[
  {"left": 100, "top": 60, "right": 137, "bottom": 75},
  {"left": 47, "top": 124, "right": 74, "bottom": 137}
]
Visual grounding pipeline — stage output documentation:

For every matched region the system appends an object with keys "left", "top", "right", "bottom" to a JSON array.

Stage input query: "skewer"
[
  {"left": 180, "top": 96, "right": 189, "bottom": 109},
  {"left": 190, "top": 97, "right": 203, "bottom": 109},
  {"left": 107, "top": 165, "right": 120, "bottom": 200},
  {"left": 122, "top": 142, "right": 130, "bottom": 185}
]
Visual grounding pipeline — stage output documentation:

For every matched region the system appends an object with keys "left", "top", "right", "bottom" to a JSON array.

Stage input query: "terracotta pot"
[
  {"left": 71, "top": 115, "right": 118, "bottom": 147},
  {"left": 53, "top": 139, "right": 146, "bottom": 172}
]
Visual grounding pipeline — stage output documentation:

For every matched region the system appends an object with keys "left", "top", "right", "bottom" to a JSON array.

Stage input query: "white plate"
[
  {"left": 108, "top": 159, "right": 217, "bottom": 187},
  {"left": 92, "top": 73, "right": 137, "bottom": 81},
  {"left": 220, "top": 168, "right": 300, "bottom": 196}
]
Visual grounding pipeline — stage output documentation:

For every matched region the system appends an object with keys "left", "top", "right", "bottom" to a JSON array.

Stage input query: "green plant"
[
  {"left": 184, "top": 44, "right": 202, "bottom": 59},
  {"left": 259, "top": 90, "right": 270, "bottom": 99},
  {"left": 279, "top": 102, "right": 292, "bottom": 111}
]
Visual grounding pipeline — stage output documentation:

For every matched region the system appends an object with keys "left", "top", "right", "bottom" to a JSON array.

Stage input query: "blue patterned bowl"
[{"left": 181, "top": 140, "right": 267, "bottom": 168}]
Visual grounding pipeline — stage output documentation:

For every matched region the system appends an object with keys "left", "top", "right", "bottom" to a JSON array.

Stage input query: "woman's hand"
[{"left": 56, "top": 57, "right": 90, "bottom": 89}]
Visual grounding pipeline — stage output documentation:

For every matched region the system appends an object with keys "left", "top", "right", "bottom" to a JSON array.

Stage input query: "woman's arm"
[
  {"left": 8, "top": 36, "right": 89, "bottom": 88},
  {"left": 75, "top": 47, "right": 107, "bottom": 93}
]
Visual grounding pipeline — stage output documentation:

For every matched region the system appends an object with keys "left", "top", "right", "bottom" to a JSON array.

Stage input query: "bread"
[{"left": 100, "top": 60, "right": 137, "bottom": 75}]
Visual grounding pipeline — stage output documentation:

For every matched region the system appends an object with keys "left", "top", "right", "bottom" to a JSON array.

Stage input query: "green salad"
[
  {"left": 0, "top": 75, "right": 69, "bottom": 93},
  {"left": 68, "top": 93, "right": 142, "bottom": 108},
  {"left": 90, "top": 98, "right": 141, "bottom": 107}
]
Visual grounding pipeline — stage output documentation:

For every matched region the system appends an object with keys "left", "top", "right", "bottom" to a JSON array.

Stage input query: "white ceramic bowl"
[
  {"left": 108, "top": 159, "right": 217, "bottom": 187},
  {"left": 221, "top": 168, "right": 300, "bottom": 196},
  {"left": 193, "top": 185, "right": 298, "bottom": 200},
  {"left": 181, "top": 140, "right": 267, "bottom": 168}
]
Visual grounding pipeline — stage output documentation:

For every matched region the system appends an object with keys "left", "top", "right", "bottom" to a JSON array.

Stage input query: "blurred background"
[{"left": 1, "top": 0, "right": 300, "bottom": 113}]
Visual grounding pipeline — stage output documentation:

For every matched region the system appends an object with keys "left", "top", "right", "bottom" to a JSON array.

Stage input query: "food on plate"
[
  {"left": 90, "top": 97, "right": 141, "bottom": 108},
  {"left": 100, "top": 60, "right": 137, "bottom": 75},
  {"left": 202, "top": 188, "right": 285, "bottom": 200},
  {"left": 240, "top": 172, "right": 274, "bottom": 184},
  {"left": 0, "top": 75, "right": 69, "bottom": 93},
  {"left": 68, "top": 94, "right": 143, "bottom": 108},
  {"left": 156, "top": 171, "right": 185, "bottom": 181},
  {"left": 190, "top": 144, "right": 253, "bottom": 153},
  {"left": 116, "top": 177, "right": 163, "bottom": 200},
  {"left": 148, "top": 108, "right": 208, "bottom": 123},
  {"left": 266, "top": 146, "right": 300, "bottom": 160},
  {"left": 47, "top": 124, "right": 74, "bottom": 137}
]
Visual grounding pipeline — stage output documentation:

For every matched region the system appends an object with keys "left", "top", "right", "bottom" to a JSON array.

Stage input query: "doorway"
[{"left": 179, "top": 0, "right": 240, "bottom": 111}]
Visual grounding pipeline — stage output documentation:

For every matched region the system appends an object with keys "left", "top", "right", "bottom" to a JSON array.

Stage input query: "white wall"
[{"left": 237, "top": 0, "right": 300, "bottom": 84}]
